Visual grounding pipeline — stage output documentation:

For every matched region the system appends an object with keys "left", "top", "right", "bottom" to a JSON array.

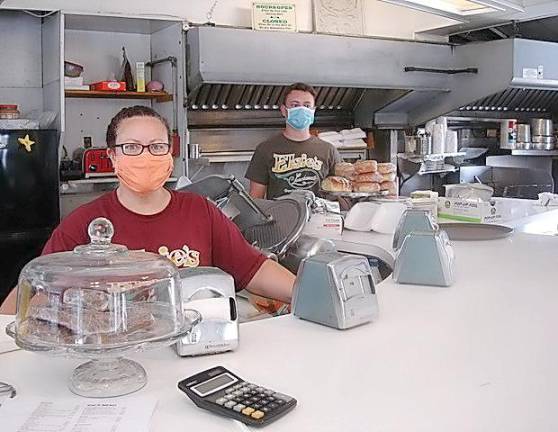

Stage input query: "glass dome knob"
[{"left": 88, "top": 218, "right": 114, "bottom": 245}]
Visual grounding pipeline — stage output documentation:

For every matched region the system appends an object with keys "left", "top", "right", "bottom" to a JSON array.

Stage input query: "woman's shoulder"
[
  {"left": 68, "top": 191, "right": 116, "bottom": 219},
  {"left": 171, "top": 189, "right": 212, "bottom": 212}
]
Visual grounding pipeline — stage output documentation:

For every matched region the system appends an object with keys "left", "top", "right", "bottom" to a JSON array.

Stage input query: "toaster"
[
  {"left": 292, "top": 252, "right": 379, "bottom": 330},
  {"left": 175, "top": 267, "right": 239, "bottom": 357},
  {"left": 83, "top": 148, "right": 114, "bottom": 178}
]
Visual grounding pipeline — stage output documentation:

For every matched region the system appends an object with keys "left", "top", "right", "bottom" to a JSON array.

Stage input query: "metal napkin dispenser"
[
  {"left": 175, "top": 267, "right": 239, "bottom": 356},
  {"left": 292, "top": 252, "right": 379, "bottom": 329},
  {"left": 393, "top": 209, "right": 437, "bottom": 251},
  {"left": 393, "top": 230, "right": 454, "bottom": 287}
]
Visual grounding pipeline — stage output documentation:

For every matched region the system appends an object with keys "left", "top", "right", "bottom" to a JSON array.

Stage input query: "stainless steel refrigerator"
[{"left": 0, "top": 129, "right": 59, "bottom": 301}]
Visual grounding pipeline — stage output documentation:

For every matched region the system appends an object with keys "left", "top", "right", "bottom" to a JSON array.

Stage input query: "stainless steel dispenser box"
[
  {"left": 292, "top": 252, "right": 379, "bottom": 330},
  {"left": 176, "top": 267, "right": 239, "bottom": 356}
]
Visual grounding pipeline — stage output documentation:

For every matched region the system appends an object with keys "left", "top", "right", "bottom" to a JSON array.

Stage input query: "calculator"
[{"left": 178, "top": 366, "right": 297, "bottom": 427}]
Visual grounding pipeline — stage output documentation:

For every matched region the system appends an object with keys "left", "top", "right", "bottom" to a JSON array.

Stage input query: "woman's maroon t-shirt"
[{"left": 42, "top": 190, "right": 267, "bottom": 290}]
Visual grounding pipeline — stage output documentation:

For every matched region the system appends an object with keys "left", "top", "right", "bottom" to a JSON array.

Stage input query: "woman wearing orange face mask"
[{"left": 0, "top": 106, "right": 295, "bottom": 314}]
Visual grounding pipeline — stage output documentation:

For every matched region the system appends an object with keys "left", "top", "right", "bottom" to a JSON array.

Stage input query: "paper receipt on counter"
[{"left": 0, "top": 396, "right": 157, "bottom": 432}]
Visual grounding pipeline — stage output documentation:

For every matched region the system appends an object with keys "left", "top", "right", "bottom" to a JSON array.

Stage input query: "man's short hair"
[{"left": 283, "top": 82, "right": 317, "bottom": 104}]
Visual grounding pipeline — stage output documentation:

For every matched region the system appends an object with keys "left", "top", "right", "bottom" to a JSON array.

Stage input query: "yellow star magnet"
[{"left": 18, "top": 134, "right": 35, "bottom": 152}]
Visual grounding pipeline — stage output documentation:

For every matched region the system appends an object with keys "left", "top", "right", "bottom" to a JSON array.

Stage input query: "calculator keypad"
[{"left": 212, "top": 381, "right": 293, "bottom": 421}]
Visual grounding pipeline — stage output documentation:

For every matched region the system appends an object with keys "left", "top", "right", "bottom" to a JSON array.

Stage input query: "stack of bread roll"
[
  {"left": 321, "top": 160, "right": 398, "bottom": 195},
  {"left": 377, "top": 162, "right": 397, "bottom": 195}
]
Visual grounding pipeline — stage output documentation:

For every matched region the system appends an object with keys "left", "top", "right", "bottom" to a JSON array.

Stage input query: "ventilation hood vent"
[
  {"left": 185, "top": 27, "right": 451, "bottom": 127},
  {"left": 398, "top": 38, "right": 558, "bottom": 124},
  {"left": 186, "top": 28, "right": 558, "bottom": 128}
]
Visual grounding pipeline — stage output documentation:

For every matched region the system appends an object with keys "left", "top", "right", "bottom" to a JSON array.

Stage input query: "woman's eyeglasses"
[{"left": 114, "top": 143, "right": 170, "bottom": 156}]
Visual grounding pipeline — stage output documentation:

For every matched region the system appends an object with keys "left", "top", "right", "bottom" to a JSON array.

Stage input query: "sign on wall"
[{"left": 252, "top": 3, "right": 297, "bottom": 32}]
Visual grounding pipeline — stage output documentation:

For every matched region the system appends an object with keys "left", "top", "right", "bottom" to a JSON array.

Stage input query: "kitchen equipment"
[
  {"left": 531, "top": 134, "right": 556, "bottom": 150},
  {"left": 441, "top": 223, "right": 513, "bottom": 241},
  {"left": 292, "top": 252, "right": 379, "bottom": 330},
  {"left": 6, "top": 218, "right": 200, "bottom": 398},
  {"left": 0, "top": 104, "right": 20, "bottom": 119},
  {"left": 175, "top": 267, "right": 238, "bottom": 357},
  {"left": 178, "top": 366, "right": 297, "bottom": 426},
  {"left": 499, "top": 119, "right": 517, "bottom": 149},
  {"left": 516, "top": 123, "right": 531, "bottom": 146},
  {"left": 393, "top": 230, "right": 454, "bottom": 287},
  {"left": 248, "top": 198, "right": 308, "bottom": 257},
  {"left": 393, "top": 209, "right": 438, "bottom": 251},
  {"left": 405, "top": 133, "right": 432, "bottom": 155},
  {"left": 280, "top": 234, "right": 336, "bottom": 274},
  {"left": 180, "top": 175, "right": 310, "bottom": 261},
  {"left": 64, "top": 61, "right": 83, "bottom": 78},
  {"left": 179, "top": 174, "right": 272, "bottom": 229},
  {"left": 83, "top": 148, "right": 114, "bottom": 178},
  {"left": 531, "top": 135, "right": 556, "bottom": 144},
  {"left": 533, "top": 142, "right": 555, "bottom": 151},
  {"left": 515, "top": 141, "right": 533, "bottom": 150},
  {"left": 530, "top": 118, "right": 553, "bottom": 137}
]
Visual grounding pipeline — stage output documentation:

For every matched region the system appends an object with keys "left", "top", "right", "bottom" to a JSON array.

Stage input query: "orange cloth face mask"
[{"left": 112, "top": 152, "right": 173, "bottom": 193}]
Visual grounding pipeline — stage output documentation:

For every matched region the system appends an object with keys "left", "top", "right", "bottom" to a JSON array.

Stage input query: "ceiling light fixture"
[{"left": 377, "top": 0, "right": 525, "bottom": 23}]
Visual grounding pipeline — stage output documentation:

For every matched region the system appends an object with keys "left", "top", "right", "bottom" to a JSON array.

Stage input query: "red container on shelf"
[{"left": 90, "top": 81, "right": 126, "bottom": 91}]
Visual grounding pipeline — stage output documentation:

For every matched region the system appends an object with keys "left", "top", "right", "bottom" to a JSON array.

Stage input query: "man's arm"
[
  {"left": 0, "top": 287, "right": 17, "bottom": 315},
  {"left": 249, "top": 181, "right": 267, "bottom": 199},
  {"left": 245, "top": 259, "right": 295, "bottom": 304}
]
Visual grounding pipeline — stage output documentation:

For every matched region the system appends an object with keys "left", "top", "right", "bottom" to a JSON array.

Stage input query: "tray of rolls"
[{"left": 320, "top": 160, "right": 398, "bottom": 197}]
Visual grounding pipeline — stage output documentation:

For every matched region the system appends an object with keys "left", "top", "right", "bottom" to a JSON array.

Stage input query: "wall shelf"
[
  {"left": 398, "top": 152, "right": 466, "bottom": 163},
  {"left": 65, "top": 89, "right": 173, "bottom": 102}
]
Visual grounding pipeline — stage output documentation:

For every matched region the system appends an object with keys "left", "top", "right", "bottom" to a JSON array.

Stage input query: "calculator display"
[{"left": 192, "top": 373, "right": 236, "bottom": 396}]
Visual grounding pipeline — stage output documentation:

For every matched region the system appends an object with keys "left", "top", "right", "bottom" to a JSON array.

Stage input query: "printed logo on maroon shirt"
[{"left": 158, "top": 245, "right": 200, "bottom": 268}]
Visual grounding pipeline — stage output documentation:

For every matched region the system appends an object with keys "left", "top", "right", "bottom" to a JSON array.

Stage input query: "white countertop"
[{"left": 2, "top": 215, "right": 558, "bottom": 431}]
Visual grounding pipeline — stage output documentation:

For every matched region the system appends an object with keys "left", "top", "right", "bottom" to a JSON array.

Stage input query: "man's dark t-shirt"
[{"left": 245, "top": 134, "right": 342, "bottom": 199}]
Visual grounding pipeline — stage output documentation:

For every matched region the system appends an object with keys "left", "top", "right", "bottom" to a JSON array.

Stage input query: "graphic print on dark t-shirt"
[
  {"left": 272, "top": 152, "right": 324, "bottom": 192},
  {"left": 245, "top": 135, "right": 342, "bottom": 199}
]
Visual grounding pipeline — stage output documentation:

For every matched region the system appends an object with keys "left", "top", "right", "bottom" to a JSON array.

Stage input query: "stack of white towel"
[{"left": 318, "top": 128, "right": 367, "bottom": 148}]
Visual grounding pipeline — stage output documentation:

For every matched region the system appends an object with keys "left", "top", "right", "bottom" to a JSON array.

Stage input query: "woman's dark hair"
[
  {"left": 283, "top": 82, "right": 317, "bottom": 104},
  {"left": 106, "top": 105, "right": 170, "bottom": 148}
]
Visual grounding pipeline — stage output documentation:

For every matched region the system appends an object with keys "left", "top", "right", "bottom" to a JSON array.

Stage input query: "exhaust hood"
[
  {"left": 185, "top": 27, "right": 558, "bottom": 128},
  {"left": 185, "top": 26, "right": 452, "bottom": 128},
  {"left": 405, "top": 38, "right": 558, "bottom": 124}
]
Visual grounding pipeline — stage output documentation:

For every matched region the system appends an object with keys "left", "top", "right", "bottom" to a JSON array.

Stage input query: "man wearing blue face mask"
[{"left": 246, "top": 82, "right": 342, "bottom": 199}]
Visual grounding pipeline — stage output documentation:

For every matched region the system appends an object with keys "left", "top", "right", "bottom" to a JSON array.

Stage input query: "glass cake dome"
[{"left": 6, "top": 217, "right": 200, "bottom": 397}]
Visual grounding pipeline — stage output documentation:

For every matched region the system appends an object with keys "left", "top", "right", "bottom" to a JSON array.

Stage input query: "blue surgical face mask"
[{"left": 286, "top": 106, "right": 315, "bottom": 130}]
